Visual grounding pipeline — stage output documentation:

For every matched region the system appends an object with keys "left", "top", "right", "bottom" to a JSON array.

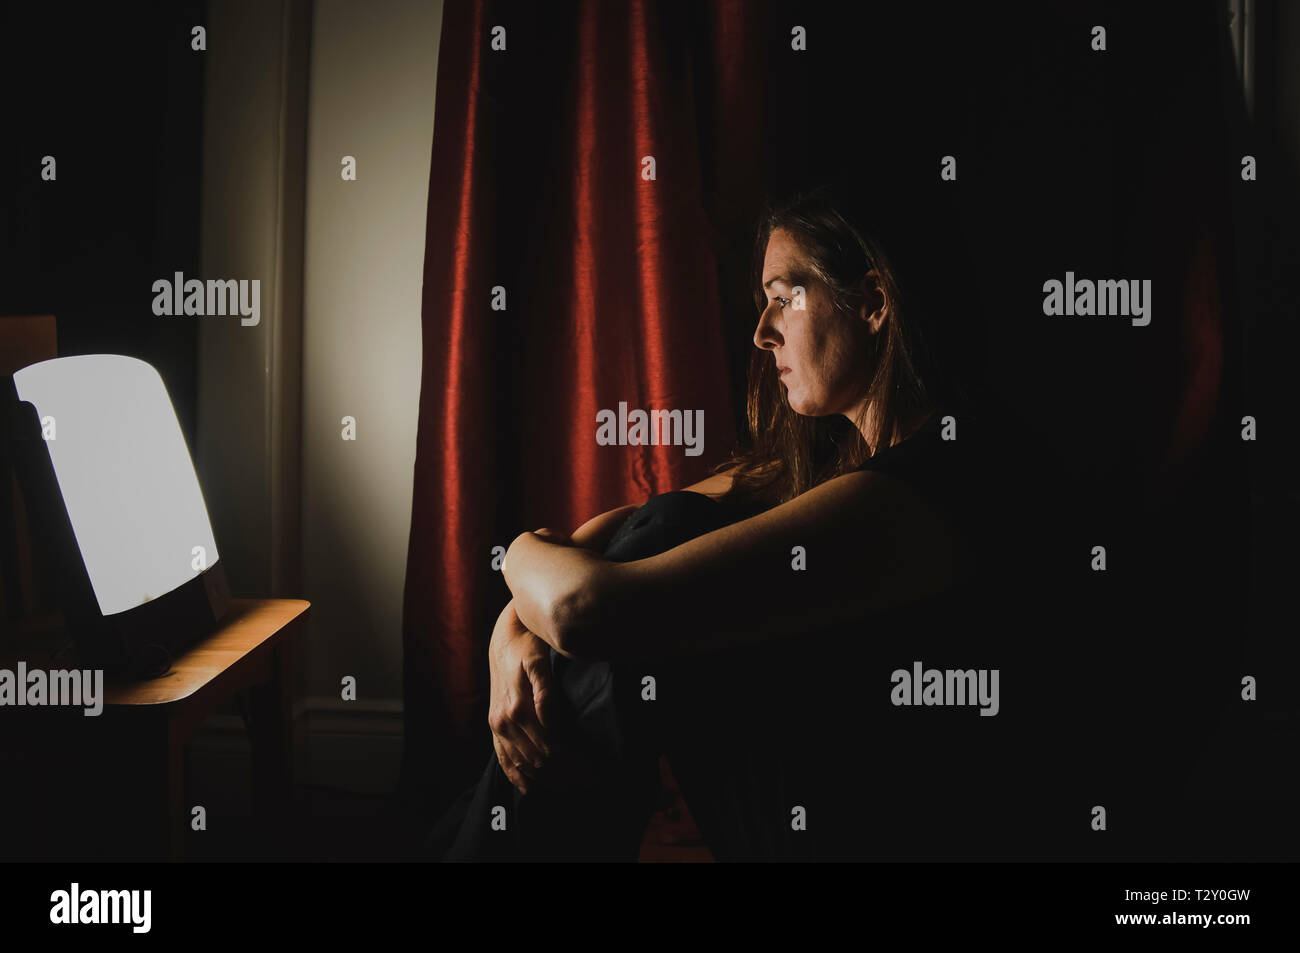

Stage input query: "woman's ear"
[{"left": 858, "top": 269, "right": 889, "bottom": 332}]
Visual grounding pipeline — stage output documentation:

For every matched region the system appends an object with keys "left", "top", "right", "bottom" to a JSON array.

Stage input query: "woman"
[{"left": 428, "top": 184, "right": 1037, "bottom": 861}]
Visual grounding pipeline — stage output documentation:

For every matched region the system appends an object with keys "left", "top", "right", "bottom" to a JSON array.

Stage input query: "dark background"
[{"left": 1, "top": 2, "right": 207, "bottom": 446}]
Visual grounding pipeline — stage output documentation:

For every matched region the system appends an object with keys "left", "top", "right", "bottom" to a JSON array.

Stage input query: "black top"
[
  {"left": 853, "top": 408, "right": 989, "bottom": 587},
  {"left": 853, "top": 408, "right": 950, "bottom": 475}
]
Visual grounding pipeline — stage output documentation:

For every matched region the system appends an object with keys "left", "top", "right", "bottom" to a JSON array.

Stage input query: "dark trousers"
[{"left": 422, "top": 490, "right": 1053, "bottom": 862}]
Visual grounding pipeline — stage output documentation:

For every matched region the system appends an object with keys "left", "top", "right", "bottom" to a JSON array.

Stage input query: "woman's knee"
[{"left": 602, "top": 491, "right": 748, "bottom": 562}]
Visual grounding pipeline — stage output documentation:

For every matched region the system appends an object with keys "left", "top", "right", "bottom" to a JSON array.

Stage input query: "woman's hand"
[{"left": 487, "top": 600, "right": 555, "bottom": 795}]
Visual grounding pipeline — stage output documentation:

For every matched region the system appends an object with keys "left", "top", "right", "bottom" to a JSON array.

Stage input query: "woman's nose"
[{"left": 753, "top": 303, "right": 782, "bottom": 350}]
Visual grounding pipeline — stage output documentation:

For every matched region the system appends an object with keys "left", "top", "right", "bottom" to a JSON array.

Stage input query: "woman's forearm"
[
  {"left": 499, "top": 503, "right": 638, "bottom": 652},
  {"left": 502, "top": 531, "right": 618, "bottom": 657}
]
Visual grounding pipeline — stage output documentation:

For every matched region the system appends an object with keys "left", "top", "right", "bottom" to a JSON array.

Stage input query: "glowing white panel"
[{"left": 13, "top": 355, "right": 220, "bottom": 616}]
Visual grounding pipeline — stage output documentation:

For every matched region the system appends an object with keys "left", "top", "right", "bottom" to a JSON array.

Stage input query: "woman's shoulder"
[
  {"left": 849, "top": 408, "right": 995, "bottom": 546},
  {"left": 853, "top": 409, "right": 973, "bottom": 493}
]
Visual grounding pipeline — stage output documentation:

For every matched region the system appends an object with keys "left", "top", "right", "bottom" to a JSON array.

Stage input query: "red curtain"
[{"left": 400, "top": 0, "right": 770, "bottom": 808}]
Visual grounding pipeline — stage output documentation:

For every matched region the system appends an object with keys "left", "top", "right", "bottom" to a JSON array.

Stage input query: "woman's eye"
[{"left": 774, "top": 296, "right": 790, "bottom": 309}]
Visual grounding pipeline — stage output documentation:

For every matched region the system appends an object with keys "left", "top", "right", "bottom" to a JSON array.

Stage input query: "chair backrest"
[{"left": 0, "top": 314, "right": 59, "bottom": 639}]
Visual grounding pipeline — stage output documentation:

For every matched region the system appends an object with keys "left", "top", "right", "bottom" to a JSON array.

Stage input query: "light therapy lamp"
[{"left": 7, "top": 354, "right": 231, "bottom": 677}]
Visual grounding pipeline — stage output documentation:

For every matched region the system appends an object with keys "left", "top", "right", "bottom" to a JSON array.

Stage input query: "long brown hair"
[{"left": 716, "top": 184, "right": 968, "bottom": 507}]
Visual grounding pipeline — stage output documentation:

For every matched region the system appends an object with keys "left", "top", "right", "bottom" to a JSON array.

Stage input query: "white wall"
[
  {"left": 198, "top": 0, "right": 309, "bottom": 616},
  {"left": 300, "top": 0, "right": 441, "bottom": 708}
]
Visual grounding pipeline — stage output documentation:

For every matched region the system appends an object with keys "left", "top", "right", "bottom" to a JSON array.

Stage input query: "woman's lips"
[{"left": 778, "top": 366, "right": 791, "bottom": 376}]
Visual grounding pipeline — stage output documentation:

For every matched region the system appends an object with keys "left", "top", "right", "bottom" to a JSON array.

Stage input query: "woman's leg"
[
  {"left": 646, "top": 631, "right": 831, "bottom": 861},
  {"left": 430, "top": 491, "right": 757, "bottom": 861},
  {"left": 588, "top": 492, "right": 830, "bottom": 861},
  {"left": 433, "top": 631, "right": 661, "bottom": 862}
]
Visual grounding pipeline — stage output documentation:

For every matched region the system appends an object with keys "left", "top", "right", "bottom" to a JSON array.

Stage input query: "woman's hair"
[{"left": 716, "top": 183, "right": 971, "bottom": 507}]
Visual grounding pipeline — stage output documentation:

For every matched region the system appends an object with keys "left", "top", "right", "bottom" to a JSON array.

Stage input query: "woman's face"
[{"left": 755, "top": 228, "right": 882, "bottom": 418}]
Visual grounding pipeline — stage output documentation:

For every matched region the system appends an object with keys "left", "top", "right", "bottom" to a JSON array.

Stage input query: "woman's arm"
[
  {"left": 503, "top": 467, "right": 957, "bottom": 662},
  {"left": 502, "top": 476, "right": 720, "bottom": 645},
  {"left": 485, "top": 503, "right": 641, "bottom": 792},
  {"left": 503, "top": 466, "right": 738, "bottom": 656},
  {"left": 488, "top": 477, "right": 739, "bottom": 789}
]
